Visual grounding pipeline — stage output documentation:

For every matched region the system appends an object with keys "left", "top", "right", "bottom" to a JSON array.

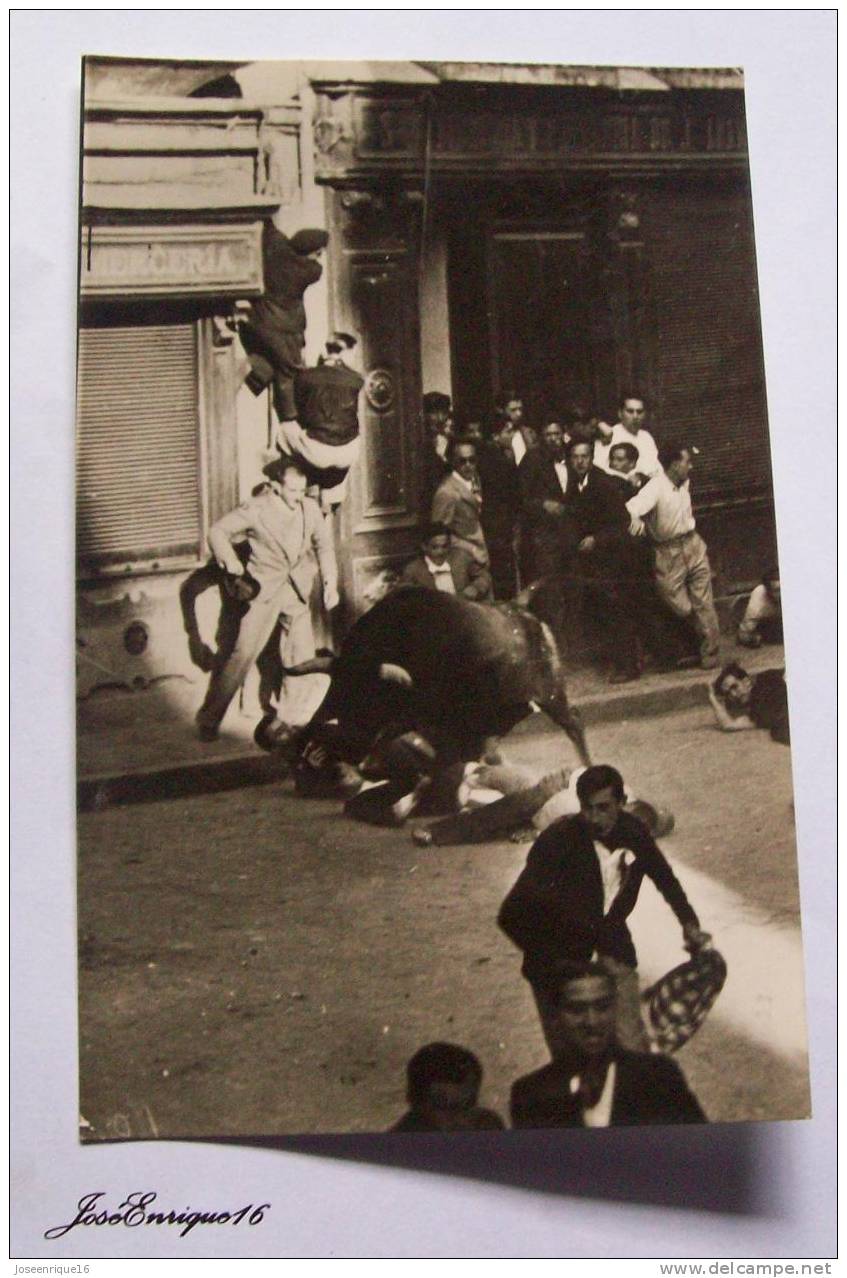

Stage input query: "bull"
[{"left": 258, "top": 587, "right": 590, "bottom": 785}]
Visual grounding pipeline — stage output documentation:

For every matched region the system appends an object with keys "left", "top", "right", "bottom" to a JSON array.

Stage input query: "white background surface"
[{"left": 10, "top": 9, "right": 836, "bottom": 1261}]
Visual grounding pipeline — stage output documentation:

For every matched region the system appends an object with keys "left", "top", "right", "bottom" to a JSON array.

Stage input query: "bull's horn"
[{"left": 378, "top": 662, "right": 414, "bottom": 687}]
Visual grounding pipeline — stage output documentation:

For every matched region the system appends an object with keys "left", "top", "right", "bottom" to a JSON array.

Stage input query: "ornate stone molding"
[{"left": 313, "top": 87, "right": 748, "bottom": 181}]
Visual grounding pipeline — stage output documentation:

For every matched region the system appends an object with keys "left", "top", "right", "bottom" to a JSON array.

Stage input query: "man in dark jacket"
[
  {"left": 510, "top": 963, "right": 706, "bottom": 1128},
  {"left": 709, "top": 664, "right": 790, "bottom": 744},
  {"left": 518, "top": 420, "right": 579, "bottom": 648},
  {"left": 568, "top": 438, "right": 643, "bottom": 683},
  {"left": 477, "top": 419, "right": 522, "bottom": 600},
  {"left": 276, "top": 332, "right": 364, "bottom": 506},
  {"left": 498, "top": 764, "right": 710, "bottom": 1053},
  {"left": 240, "top": 223, "right": 329, "bottom": 420},
  {"left": 392, "top": 1042, "right": 504, "bottom": 1132},
  {"left": 421, "top": 391, "right": 454, "bottom": 509}
]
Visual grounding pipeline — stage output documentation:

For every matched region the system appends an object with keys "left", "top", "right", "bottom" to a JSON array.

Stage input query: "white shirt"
[
  {"left": 626, "top": 471, "right": 696, "bottom": 543},
  {"left": 452, "top": 469, "right": 480, "bottom": 500},
  {"left": 424, "top": 556, "right": 456, "bottom": 594},
  {"left": 594, "top": 423, "right": 661, "bottom": 477},
  {"left": 593, "top": 841, "right": 631, "bottom": 914},
  {"left": 512, "top": 432, "right": 528, "bottom": 466},
  {"left": 570, "top": 1061, "right": 617, "bottom": 1127},
  {"left": 553, "top": 460, "right": 569, "bottom": 494}
]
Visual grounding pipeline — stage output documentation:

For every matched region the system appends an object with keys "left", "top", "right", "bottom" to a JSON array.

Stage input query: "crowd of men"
[
  {"left": 176, "top": 358, "right": 787, "bottom": 1131},
  {"left": 422, "top": 389, "right": 722, "bottom": 682}
]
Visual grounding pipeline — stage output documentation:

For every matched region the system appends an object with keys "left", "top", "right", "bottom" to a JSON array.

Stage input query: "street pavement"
[{"left": 77, "top": 703, "right": 808, "bottom": 1140}]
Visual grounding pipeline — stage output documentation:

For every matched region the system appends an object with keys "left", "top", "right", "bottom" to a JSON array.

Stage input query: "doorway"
[
  {"left": 487, "top": 230, "right": 595, "bottom": 425},
  {"left": 446, "top": 190, "right": 617, "bottom": 428}
]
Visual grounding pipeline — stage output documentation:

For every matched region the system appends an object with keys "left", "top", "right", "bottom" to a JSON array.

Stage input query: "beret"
[{"left": 289, "top": 227, "right": 330, "bottom": 255}]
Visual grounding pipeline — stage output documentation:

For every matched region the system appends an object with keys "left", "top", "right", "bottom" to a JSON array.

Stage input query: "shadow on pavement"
[{"left": 195, "top": 1120, "right": 766, "bottom": 1216}]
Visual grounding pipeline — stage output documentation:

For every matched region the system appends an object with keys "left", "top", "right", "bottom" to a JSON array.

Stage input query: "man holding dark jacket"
[{"left": 498, "top": 764, "right": 710, "bottom": 1053}]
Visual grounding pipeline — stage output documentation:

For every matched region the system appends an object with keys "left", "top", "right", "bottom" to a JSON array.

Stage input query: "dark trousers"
[
  {"left": 579, "top": 568, "right": 641, "bottom": 678},
  {"left": 530, "top": 533, "right": 581, "bottom": 654},
  {"left": 483, "top": 528, "right": 519, "bottom": 601}
]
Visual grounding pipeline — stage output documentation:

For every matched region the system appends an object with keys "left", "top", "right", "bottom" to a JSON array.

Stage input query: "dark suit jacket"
[
  {"left": 570, "top": 467, "right": 630, "bottom": 544},
  {"left": 498, "top": 811, "right": 699, "bottom": 982},
  {"left": 570, "top": 466, "right": 642, "bottom": 582},
  {"left": 398, "top": 548, "right": 492, "bottom": 600},
  {"left": 510, "top": 1049, "right": 706, "bottom": 1128},
  {"left": 749, "top": 669, "right": 790, "bottom": 744},
  {"left": 392, "top": 1105, "right": 505, "bottom": 1132},
  {"left": 518, "top": 450, "right": 576, "bottom": 551},
  {"left": 477, "top": 442, "right": 521, "bottom": 543},
  {"left": 422, "top": 439, "right": 452, "bottom": 508}
]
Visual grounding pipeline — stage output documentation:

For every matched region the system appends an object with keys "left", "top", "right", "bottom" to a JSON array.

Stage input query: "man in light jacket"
[{"left": 195, "top": 459, "right": 338, "bottom": 740}]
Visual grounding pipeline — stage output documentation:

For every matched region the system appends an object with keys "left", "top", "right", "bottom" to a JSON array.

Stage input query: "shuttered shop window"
[
  {"left": 76, "top": 324, "right": 202, "bottom": 571},
  {"left": 646, "top": 187, "right": 771, "bottom": 501}
]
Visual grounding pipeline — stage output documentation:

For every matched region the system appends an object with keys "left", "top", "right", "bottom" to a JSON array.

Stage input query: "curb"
[{"left": 77, "top": 669, "right": 715, "bottom": 812}]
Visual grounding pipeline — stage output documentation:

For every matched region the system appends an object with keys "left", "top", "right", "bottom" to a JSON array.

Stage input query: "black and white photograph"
[
  {"left": 73, "top": 53, "right": 810, "bottom": 1142},
  {"left": 10, "top": 10, "right": 836, "bottom": 1261}
]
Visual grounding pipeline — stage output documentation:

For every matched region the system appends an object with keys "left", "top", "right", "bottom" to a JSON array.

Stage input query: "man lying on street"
[
  {"left": 392, "top": 1042, "right": 504, "bottom": 1132},
  {"left": 498, "top": 764, "right": 710, "bottom": 1054},
  {"left": 510, "top": 963, "right": 706, "bottom": 1128},
  {"left": 412, "top": 761, "right": 674, "bottom": 847},
  {"left": 709, "top": 662, "right": 790, "bottom": 745}
]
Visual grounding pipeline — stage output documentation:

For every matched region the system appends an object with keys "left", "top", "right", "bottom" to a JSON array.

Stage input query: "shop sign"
[{"left": 80, "top": 223, "right": 264, "bottom": 298}]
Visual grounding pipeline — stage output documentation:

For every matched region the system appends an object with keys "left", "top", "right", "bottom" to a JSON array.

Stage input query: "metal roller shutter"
[
  {"left": 76, "top": 324, "right": 202, "bottom": 569},
  {"left": 645, "top": 184, "right": 772, "bottom": 502}
]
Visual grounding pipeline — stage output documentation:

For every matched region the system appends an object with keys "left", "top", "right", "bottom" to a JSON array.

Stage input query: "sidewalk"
[{"left": 77, "top": 641, "right": 784, "bottom": 810}]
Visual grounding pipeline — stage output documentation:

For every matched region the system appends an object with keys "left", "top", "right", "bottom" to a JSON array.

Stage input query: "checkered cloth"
[{"left": 642, "top": 947, "right": 727, "bottom": 1053}]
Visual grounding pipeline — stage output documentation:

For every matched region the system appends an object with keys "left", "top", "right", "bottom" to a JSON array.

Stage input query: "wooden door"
[{"left": 487, "top": 231, "right": 596, "bottom": 425}]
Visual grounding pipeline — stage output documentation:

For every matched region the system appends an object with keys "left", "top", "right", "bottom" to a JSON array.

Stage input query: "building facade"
[{"left": 77, "top": 59, "right": 776, "bottom": 713}]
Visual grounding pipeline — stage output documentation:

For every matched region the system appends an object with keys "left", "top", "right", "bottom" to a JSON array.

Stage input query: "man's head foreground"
[
  {"left": 576, "top": 764, "right": 626, "bottom": 837},
  {"left": 405, "top": 1042, "right": 483, "bottom": 1112},
  {"left": 619, "top": 393, "right": 646, "bottom": 434},
  {"left": 552, "top": 963, "right": 618, "bottom": 1063},
  {"left": 568, "top": 438, "right": 594, "bottom": 480},
  {"left": 540, "top": 420, "right": 565, "bottom": 459},
  {"left": 658, "top": 443, "right": 694, "bottom": 484},
  {"left": 423, "top": 391, "right": 452, "bottom": 436},
  {"left": 448, "top": 437, "right": 478, "bottom": 481},
  {"left": 714, "top": 662, "right": 753, "bottom": 709},
  {"left": 497, "top": 393, "right": 524, "bottom": 427},
  {"left": 420, "top": 522, "right": 451, "bottom": 565},
  {"left": 609, "top": 441, "right": 639, "bottom": 474}
]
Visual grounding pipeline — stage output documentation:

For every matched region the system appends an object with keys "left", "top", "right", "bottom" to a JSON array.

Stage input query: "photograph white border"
[{"left": 10, "top": 9, "right": 836, "bottom": 1261}]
